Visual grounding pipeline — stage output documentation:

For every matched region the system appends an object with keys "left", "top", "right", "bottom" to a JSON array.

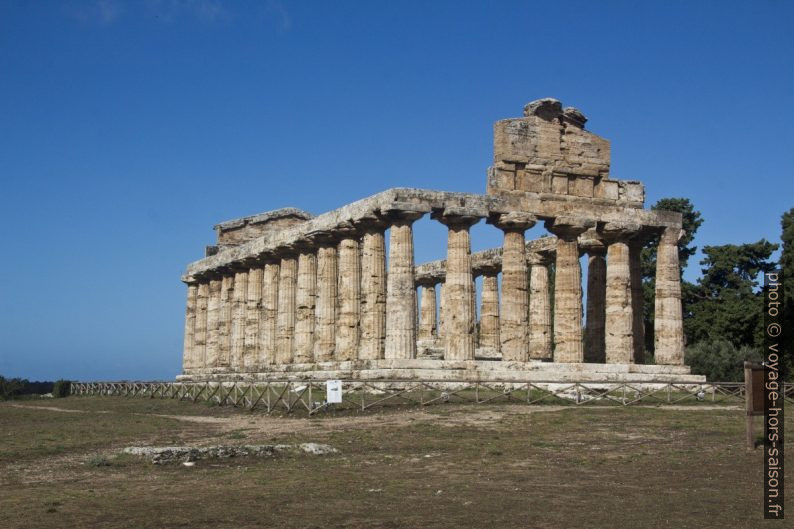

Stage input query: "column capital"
[
  {"left": 488, "top": 211, "right": 537, "bottom": 232},
  {"left": 477, "top": 263, "right": 501, "bottom": 277},
  {"left": 545, "top": 216, "right": 596, "bottom": 240},
  {"left": 527, "top": 251, "right": 554, "bottom": 266},
  {"left": 380, "top": 202, "right": 431, "bottom": 224},
  {"left": 598, "top": 221, "right": 641, "bottom": 243},
  {"left": 416, "top": 275, "right": 440, "bottom": 288},
  {"left": 432, "top": 206, "right": 487, "bottom": 228},
  {"left": 659, "top": 225, "right": 684, "bottom": 244},
  {"left": 352, "top": 211, "right": 388, "bottom": 233}
]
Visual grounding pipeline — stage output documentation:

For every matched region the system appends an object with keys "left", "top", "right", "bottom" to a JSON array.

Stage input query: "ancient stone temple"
[{"left": 179, "top": 99, "right": 704, "bottom": 384}]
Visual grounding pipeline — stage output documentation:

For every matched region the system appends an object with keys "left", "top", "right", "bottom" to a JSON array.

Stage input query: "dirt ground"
[{"left": 0, "top": 396, "right": 789, "bottom": 528}]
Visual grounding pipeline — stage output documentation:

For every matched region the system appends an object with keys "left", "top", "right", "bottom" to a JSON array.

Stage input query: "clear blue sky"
[{"left": 1, "top": 1, "right": 792, "bottom": 381}]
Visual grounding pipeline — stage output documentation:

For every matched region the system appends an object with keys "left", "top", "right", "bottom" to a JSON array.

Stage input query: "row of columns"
[{"left": 183, "top": 210, "right": 685, "bottom": 370}]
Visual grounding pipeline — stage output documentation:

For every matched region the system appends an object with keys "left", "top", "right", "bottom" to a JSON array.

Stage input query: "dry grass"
[{"left": 0, "top": 396, "right": 789, "bottom": 528}]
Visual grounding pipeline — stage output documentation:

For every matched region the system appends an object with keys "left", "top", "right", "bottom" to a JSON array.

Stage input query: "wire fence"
[{"left": 69, "top": 380, "right": 794, "bottom": 415}]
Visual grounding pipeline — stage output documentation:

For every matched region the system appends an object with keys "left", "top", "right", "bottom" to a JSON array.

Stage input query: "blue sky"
[{"left": 1, "top": 1, "right": 792, "bottom": 381}]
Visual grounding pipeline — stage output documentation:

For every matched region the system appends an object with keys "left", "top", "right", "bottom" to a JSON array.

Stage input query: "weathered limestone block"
[
  {"left": 385, "top": 204, "right": 428, "bottom": 359},
  {"left": 314, "top": 243, "right": 338, "bottom": 361},
  {"left": 600, "top": 222, "right": 640, "bottom": 363},
  {"left": 629, "top": 240, "right": 645, "bottom": 363},
  {"left": 490, "top": 212, "right": 536, "bottom": 362},
  {"left": 276, "top": 255, "right": 297, "bottom": 364},
  {"left": 654, "top": 227, "right": 685, "bottom": 365},
  {"left": 336, "top": 237, "right": 361, "bottom": 361},
  {"left": 206, "top": 279, "right": 222, "bottom": 367},
  {"left": 417, "top": 280, "right": 438, "bottom": 343},
  {"left": 584, "top": 247, "right": 606, "bottom": 363},
  {"left": 230, "top": 270, "right": 248, "bottom": 369},
  {"left": 546, "top": 217, "right": 595, "bottom": 362},
  {"left": 478, "top": 269, "right": 500, "bottom": 353},
  {"left": 193, "top": 283, "right": 208, "bottom": 369},
  {"left": 218, "top": 275, "right": 235, "bottom": 367},
  {"left": 528, "top": 254, "right": 553, "bottom": 359},
  {"left": 436, "top": 207, "right": 484, "bottom": 361},
  {"left": 182, "top": 284, "right": 197, "bottom": 370},
  {"left": 294, "top": 250, "right": 317, "bottom": 363},
  {"left": 244, "top": 267, "right": 263, "bottom": 369},
  {"left": 259, "top": 262, "right": 279, "bottom": 365},
  {"left": 358, "top": 225, "right": 386, "bottom": 360}
]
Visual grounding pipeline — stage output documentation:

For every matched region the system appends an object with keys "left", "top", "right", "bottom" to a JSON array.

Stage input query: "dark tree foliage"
[
  {"left": 684, "top": 240, "right": 779, "bottom": 348},
  {"left": 779, "top": 208, "right": 794, "bottom": 377},
  {"left": 684, "top": 340, "right": 762, "bottom": 382}
]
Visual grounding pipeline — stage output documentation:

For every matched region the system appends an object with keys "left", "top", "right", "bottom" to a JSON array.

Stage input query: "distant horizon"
[{"left": 2, "top": 1, "right": 792, "bottom": 381}]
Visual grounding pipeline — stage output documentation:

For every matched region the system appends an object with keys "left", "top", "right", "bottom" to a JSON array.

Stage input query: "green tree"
[{"left": 779, "top": 208, "right": 793, "bottom": 378}]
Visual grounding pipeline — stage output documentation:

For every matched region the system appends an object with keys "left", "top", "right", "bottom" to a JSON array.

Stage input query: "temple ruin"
[{"left": 178, "top": 98, "right": 704, "bottom": 384}]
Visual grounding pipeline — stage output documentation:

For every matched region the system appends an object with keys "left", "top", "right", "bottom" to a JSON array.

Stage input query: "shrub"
[
  {"left": 0, "top": 376, "right": 27, "bottom": 400},
  {"left": 52, "top": 380, "right": 71, "bottom": 398},
  {"left": 684, "top": 339, "right": 762, "bottom": 382}
]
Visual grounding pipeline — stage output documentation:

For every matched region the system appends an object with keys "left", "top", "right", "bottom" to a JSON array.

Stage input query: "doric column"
[
  {"left": 218, "top": 275, "right": 235, "bottom": 367},
  {"left": 358, "top": 220, "right": 387, "bottom": 360},
  {"left": 294, "top": 247, "right": 317, "bottom": 364},
  {"left": 206, "top": 278, "right": 222, "bottom": 367},
  {"left": 584, "top": 245, "right": 606, "bottom": 363},
  {"left": 276, "top": 253, "right": 297, "bottom": 364},
  {"left": 490, "top": 212, "right": 536, "bottom": 362},
  {"left": 478, "top": 266, "right": 500, "bottom": 354},
  {"left": 629, "top": 239, "right": 645, "bottom": 363},
  {"left": 244, "top": 267, "right": 263, "bottom": 369},
  {"left": 384, "top": 204, "right": 428, "bottom": 360},
  {"left": 435, "top": 207, "right": 483, "bottom": 361},
  {"left": 545, "top": 217, "right": 594, "bottom": 363},
  {"left": 654, "top": 226, "right": 684, "bottom": 365},
  {"left": 417, "top": 279, "right": 438, "bottom": 344},
  {"left": 600, "top": 223, "right": 640, "bottom": 363},
  {"left": 314, "top": 241, "right": 338, "bottom": 361},
  {"left": 230, "top": 270, "right": 248, "bottom": 370},
  {"left": 193, "top": 283, "right": 209, "bottom": 369},
  {"left": 528, "top": 253, "right": 553, "bottom": 360},
  {"left": 182, "top": 284, "right": 198, "bottom": 370},
  {"left": 259, "top": 261, "right": 280, "bottom": 365},
  {"left": 336, "top": 233, "right": 361, "bottom": 361}
]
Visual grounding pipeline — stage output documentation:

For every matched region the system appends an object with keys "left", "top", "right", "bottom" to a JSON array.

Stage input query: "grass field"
[{"left": 0, "top": 396, "right": 789, "bottom": 528}]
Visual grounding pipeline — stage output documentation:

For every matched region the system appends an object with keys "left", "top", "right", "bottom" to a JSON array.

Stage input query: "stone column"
[
  {"left": 294, "top": 248, "right": 317, "bottom": 364},
  {"left": 276, "top": 254, "right": 297, "bottom": 364},
  {"left": 490, "top": 212, "right": 536, "bottom": 362},
  {"left": 545, "top": 217, "right": 594, "bottom": 363},
  {"left": 629, "top": 239, "right": 645, "bottom": 363},
  {"left": 654, "top": 226, "right": 685, "bottom": 365},
  {"left": 478, "top": 267, "right": 500, "bottom": 354},
  {"left": 600, "top": 223, "right": 640, "bottom": 364},
  {"left": 230, "top": 270, "right": 248, "bottom": 370},
  {"left": 260, "top": 261, "right": 280, "bottom": 365},
  {"left": 528, "top": 253, "right": 553, "bottom": 360},
  {"left": 182, "top": 284, "right": 198, "bottom": 370},
  {"left": 384, "top": 204, "right": 427, "bottom": 359},
  {"left": 193, "top": 282, "right": 209, "bottom": 369},
  {"left": 584, "top": 246, "right": 606, "bottom": 363},
  {"left": 358, "top": 221, "right": 387, "bottom": 360},
  {"left": 336, "top": 234, "right": 361, "bottom": 361},
  {"left": 218, "top": 275, "right": 235, "bottom": 367},
  {"left": 244, "top": 267, "right": 263, "bottom": 369},
  {"left": 436, "top": 207, "right": 483, "bottom": 361},
  {"left": 206, "top": 278, "right": 222, "bottom": 367},
  {"left": 437, "top": 281, "right": 445, "bottom": 345},
  {"left": 417, "top": 279, "right": 438, "bottom": 344},
  {"left": 314, "top": 242, "right": 338, "bottom": 362}
]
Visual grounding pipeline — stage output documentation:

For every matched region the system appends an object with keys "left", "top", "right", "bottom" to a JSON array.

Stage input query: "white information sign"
[{"left": 326, "top": 380, "right": 343, "bottom": 403}]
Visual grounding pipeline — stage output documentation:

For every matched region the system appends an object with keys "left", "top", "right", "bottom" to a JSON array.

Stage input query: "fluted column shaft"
[
  {"left": 206, "top": 279, "right": 221, "bottom": 367},
  {"left": 359, "top": 228, "right": 386, "bottom": 360},
  {"left": 230, "top": 271, "right": 248, "bottom": 369},
  {"left": 336, "top": 237, "right": 361, "bottom": 360},
  {"left": 479, "top": 272, "right": 500, "bottom": 352},
  {"left": 528, "top": 256, "right": 553, "bottom": 359},
  {"left": 244, "top": 268, "right": 263, "bottom": 369},
  {"left": 194, "top": 283, "right": 208, "bottom": 369},
  {"left": 276, "top": 256, "right": 297, "bottom": 364},
  {"left": 385, "top": 214, "right": 423, "bottom": 359},
  {"left": 418, "top": 283, "right": 438, "bottom": 342},
  {"left": 294, "top": 251, "right": 317, "bottom": 363},
  {"left": 584, "top": 252, "right": 606, "bottom": 362},
  {"left": 654, "top": 227, "right": 684, "bottom": 365},
  {"left": 629, "top": 240, "right": 645, "bottom": 363},
  {"left": 182, "top": 284, "right": 197, "bottom": 370},
  {"left": 314, "top": 244, "right": 338, "bottom": 361},
  {"left": 260, "top": 262, "right": 279, "bottom": 365},
  {"left": 605, "top": 240, "right": 633, "bottom": 363},
  {"left": 218, "top": 275, "right": 235, "bottom": 367}
]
